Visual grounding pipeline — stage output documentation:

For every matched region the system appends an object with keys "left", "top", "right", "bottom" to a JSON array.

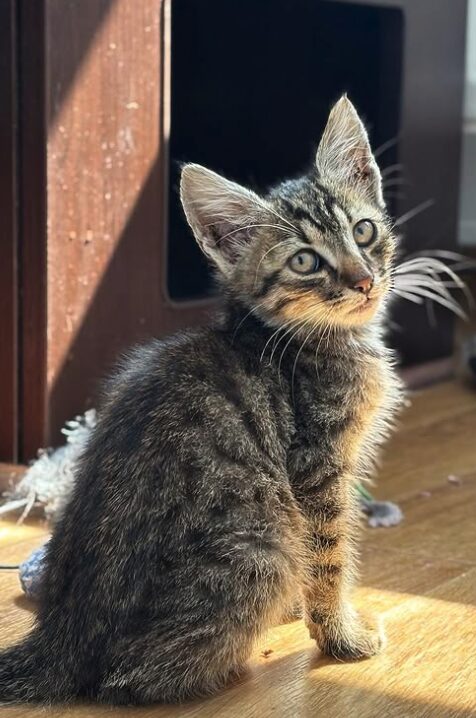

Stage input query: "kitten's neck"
[{"left": 220, "top": 299, "right": 385, "bottom": 360}]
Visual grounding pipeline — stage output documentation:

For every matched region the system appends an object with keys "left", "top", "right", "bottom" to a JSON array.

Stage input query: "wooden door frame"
[
  {"left": 17, "top": 0, "right": 48, "bottom": 461},
  {"left": 0, "top": 1, "right": 47, "bottom": 462}
]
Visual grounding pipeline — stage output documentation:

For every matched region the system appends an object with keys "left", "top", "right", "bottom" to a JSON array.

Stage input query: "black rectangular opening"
[{"left": 167, "top": 0, "right": 404, "bottom": 301}]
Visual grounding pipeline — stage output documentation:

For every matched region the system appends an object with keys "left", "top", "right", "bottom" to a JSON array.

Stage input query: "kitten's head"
[{"left": 180, "top": 96, "right": 397, "bottom": 331}]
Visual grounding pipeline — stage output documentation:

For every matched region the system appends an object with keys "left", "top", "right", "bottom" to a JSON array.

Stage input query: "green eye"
[
  {"left": 353, "top": 219, "right": 376, "bottom": 247},
  {"left": 289, "top": 250, "right": 320, "bottom": 275}
]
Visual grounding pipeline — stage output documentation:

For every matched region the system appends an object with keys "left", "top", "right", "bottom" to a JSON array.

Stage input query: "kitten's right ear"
[
  {"left": 180, "top": 164, "right": 268, "bottom": 275},
  {"left": 316, "top": 96, "right": 384, "bottom": 207}
]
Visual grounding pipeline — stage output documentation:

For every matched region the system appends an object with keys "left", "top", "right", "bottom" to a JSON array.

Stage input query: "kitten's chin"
[{"left": 339, "top": 296, "right": 383, "bottom": 327}]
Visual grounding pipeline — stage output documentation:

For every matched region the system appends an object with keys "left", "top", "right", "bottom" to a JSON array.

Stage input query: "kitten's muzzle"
[{"left": 349, "top": 271, "right": 374, "bottom": 297}]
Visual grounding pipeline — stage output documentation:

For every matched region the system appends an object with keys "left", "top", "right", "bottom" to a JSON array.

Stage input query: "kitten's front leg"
[{"left": 302, "top": 476, "right": 385, "bottom": 660}]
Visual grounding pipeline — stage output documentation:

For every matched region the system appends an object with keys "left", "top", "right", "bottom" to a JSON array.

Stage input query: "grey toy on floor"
[
  {"left": 360, "top": 497, "right": 404, "bottom": 528},
  {"left": 1, "top": 410, "right": 403, "bottom": 529}
]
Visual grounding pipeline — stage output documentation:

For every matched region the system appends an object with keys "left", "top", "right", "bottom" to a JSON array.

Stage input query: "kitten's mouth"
[{"left": 347, "top": 296, "right": 378, "bottom": 315}]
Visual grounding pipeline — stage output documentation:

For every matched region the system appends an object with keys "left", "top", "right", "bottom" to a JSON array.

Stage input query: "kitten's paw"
[
  {"left": 309, "top": 609, "right": 385, "bottom": 661},
  {"left": 325, "top": 613, "right": 385, "bottom": 661}
]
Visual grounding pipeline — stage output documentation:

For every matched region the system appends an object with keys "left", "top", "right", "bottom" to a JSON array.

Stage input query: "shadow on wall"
[{"left": 46, "top": 0, "right": 116, "bottom": 126}]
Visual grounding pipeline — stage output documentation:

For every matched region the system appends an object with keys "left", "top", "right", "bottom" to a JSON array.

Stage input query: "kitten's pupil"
[
  {"left": 353, "top": 220, "right": 375, "bottom": 246},
  {"left": 289, "top": 250, "right": 320, "bottom": 275}
]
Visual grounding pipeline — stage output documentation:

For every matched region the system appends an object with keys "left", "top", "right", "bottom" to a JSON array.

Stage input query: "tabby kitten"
[{"left": 0, "top": 97, "right": 402, "bottom": 705}]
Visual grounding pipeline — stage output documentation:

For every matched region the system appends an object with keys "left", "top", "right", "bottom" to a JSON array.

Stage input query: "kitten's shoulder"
[{"left": 101, "top": 326, "right": 234, "bottom": 404}]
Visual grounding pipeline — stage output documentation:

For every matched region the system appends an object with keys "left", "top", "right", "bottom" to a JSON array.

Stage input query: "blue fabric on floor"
[{"left": 19, "top": 543, "right": 48, "bottom": 600}]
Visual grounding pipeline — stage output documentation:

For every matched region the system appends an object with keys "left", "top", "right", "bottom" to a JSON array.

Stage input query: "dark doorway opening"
[{"left": 167, "top": 0, "right": 404, "bottom": 300}]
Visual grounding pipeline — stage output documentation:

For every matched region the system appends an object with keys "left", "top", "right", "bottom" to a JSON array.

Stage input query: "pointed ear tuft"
[
  {"left": 180, "top": 164, "right": 268, "bottom": 275},
  {"left": 316, "top": 96, "right": 384, "bottom": 207}
]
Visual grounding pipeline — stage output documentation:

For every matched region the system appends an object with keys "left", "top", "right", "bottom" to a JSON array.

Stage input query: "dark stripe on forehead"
[
  {"left": 282, "top": 196, "right": 340, "bottom": 239},
  {"left": 313, "top": 180, "right": 353, "bottom": 223},
  {"left": 314, "top": 182, "right": 341, "bottom": 223},
  {"left": 278, "top": 177, "right": 350, "bottom": 236},
  {"left": 291, "top": 181, "right": 339, "bottom": 234},
  {"left": 279, "top": 200, "right": 318, "bottom": 238}
]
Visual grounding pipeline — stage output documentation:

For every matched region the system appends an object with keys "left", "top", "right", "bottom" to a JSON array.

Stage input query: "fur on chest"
[{"left": 289, "top": 343, "right": 402, "bottom": 477}]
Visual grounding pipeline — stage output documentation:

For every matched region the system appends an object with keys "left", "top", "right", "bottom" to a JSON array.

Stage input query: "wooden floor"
[{"left": 0, "top": 380, "right": 475, "bottom": 717}]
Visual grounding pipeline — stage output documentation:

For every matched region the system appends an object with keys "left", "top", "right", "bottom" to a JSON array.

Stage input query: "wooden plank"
[
  {"left": 17, "top": 0, "right": 48, "bottom": 460},
  {"left": 45, "top": 0, "right": 165, "bottom": 441},
  {"left": 0, "top": 521, "right": 48, "bottom": 553},
  {"left": 359, "top": 543, "right": 469, "bottom": 613},
  {"left": 366, "top": 473, "right": 476, "bottom": 564},
  {"left": 43, "top": 0, "right": 211, "bottom": 449},
  {"left": 377, "top": 408, "right": 476, "bottom": 500},
  {"left": 399, "top": 381, "right": 476, "bottom": 432}
]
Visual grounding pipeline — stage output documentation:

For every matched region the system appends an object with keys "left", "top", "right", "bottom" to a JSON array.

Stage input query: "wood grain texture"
[
  {"left": 46, "top": 0, "right": 164, "bottom": 433},
  {"left": 45, "top": 0, "right": 212, "bottom": 448},
  {"left": 0, "top": 380, "right": 475, "bottom": 716}
]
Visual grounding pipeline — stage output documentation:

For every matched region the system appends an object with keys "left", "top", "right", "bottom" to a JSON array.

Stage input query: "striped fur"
[{"left": 0, "top": 97, "right": 403, "bottom": 705}]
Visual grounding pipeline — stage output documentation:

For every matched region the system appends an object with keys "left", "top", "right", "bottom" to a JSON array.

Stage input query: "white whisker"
[
  {"left": 393, "top": 288, "right": 425, "bottom": 304},
  {"left": 381, "top": 163, "right": 403, "bottom": 178},
  {"left": 265, "top": 204, "right": 300, "bottom": 234},
  {"left": 273, "top": 304, "right": 328, "bottom": 380},
  {"left": 268, "top": 307, "right": 320, "bottom": 367},
  {"left": 260, "top": 324, "right": 289, "bottom": 364},
  {"left": 394, "top": 285, "right": 467, "bottom": 319},
  {"left": 395, "top": 257, "right": 473, "bottom": 306},
  {"left": 393, "top": 199, "right": 435, "bottom": 227},
  {"left": 374, "top": 136, "right": 399, "bottom": 158},
  {"left": 395, "top": 274, "right": 456, "bottom": 301},
  {"left": 382, "top": 178, "right": 407, "bottom": 188},
  {"left": 410, "top": 249, "right": 475, "bottom": 264},
  {"left": 393, "top": 250, "right": 474, "bottom": 321}
]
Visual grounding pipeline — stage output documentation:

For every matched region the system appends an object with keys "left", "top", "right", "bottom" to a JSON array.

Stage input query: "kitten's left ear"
[
  {"left": 180, "top": 164, "right": 269, "bottom": 276},
  {"left": 316, "top": 95, "right": 384, "bottom": 207}
]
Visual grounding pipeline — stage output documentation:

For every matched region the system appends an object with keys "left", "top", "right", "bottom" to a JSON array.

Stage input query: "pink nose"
[{"left": 352, "top": 274, "right": 374, "bottom": 296}]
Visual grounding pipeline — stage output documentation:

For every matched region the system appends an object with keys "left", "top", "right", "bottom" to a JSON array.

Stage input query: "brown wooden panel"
[
  {"left": 18, "top": 0, "right": 48, "bottom": 459},
  {"left": 45, "top": 0, "right": 210, "bottom": 445},
  {"left": 0, "top": 0, "right": 18, "bottom": 461},
  {"left": 46, "top": 0, "right": 164, "bottom": 435}
]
